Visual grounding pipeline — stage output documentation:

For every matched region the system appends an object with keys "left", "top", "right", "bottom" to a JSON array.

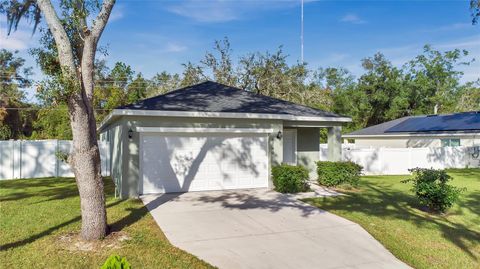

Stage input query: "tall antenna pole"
[{"left": 301, "top": 0, "right": 304, "bottom": 63}]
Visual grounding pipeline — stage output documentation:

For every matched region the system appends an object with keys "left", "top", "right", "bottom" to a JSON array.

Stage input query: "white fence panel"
[
  {"left": 20, "top": 140, "right": 57, "bottom": 178},
  {"left": 411, "top": 148, "right": 433, "bottom": 169},
  {"left": 344, "top": 148, "right": 383, "bottom": 174},
  {"left": 380, "top": 148, "right": 411, "bottom": 175},
  {"left": 321, "top": 144, "right": 479, "bottom": 175},
  {"left": 0, "top": 140, "right": 110, "bottom": 180},
  {"left": 0, "top": 141, "right": 14, "bottom": 180}
]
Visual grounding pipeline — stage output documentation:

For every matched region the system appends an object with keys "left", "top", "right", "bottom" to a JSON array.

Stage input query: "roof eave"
[
  {"left": 343, "top": 132, "right": 480, "bottom": 138},
  {"left": 98, "top": 109, "right": 352, "bottom": 132}
]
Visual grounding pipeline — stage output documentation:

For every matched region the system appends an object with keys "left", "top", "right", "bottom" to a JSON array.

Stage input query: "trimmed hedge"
[
  {"left": 316, "top": 161, "right": 363, "bottom": 187},
  {"left": 272, "top": 164, "right": 309, "bottom": 193}
]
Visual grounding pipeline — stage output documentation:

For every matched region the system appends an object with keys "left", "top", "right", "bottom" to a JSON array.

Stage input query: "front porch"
[{"left": 282, "top": 122, "right": 343, "bottom": 179}]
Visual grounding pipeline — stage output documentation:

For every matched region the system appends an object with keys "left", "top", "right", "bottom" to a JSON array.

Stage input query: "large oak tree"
[{"left": 1, "top": 0, "right": 116, "bottom": 240}]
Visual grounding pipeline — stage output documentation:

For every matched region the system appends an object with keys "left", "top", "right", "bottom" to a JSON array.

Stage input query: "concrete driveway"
[{"left": 141, "top": 189, "right": 409, "bottom": 269}]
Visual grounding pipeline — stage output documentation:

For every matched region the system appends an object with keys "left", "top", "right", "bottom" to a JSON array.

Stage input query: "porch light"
[
  {"left": 276, "top": 131, "right": 283, "bottom": 140},
  {"left": 128, "top": 128, "right": 133, "bottom": 139}
]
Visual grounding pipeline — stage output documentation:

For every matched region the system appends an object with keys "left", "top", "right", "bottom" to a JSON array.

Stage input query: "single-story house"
[
  {"left": 98, "top": 81, "right": 351, "bottom": 198},
  {"left": 343, "top": 111, "right": 480, "bottom": 148}
]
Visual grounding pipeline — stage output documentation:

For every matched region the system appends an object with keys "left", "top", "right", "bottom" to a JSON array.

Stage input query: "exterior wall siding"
[{"left": 354, "top": 138, "right": 410, "bottom": 148}]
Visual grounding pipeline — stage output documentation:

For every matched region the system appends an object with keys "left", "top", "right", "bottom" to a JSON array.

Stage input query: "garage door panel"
[{"left": 141, "top": 133, "right": 269, "bottom": 194}]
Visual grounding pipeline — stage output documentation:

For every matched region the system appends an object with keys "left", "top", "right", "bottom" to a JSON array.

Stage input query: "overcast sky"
[{"left": 1, "top": 0, "right": 479, "bottom": 101}]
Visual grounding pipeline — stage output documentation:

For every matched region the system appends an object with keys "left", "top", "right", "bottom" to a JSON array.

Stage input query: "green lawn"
[
  {"left": 304, "top": 168, "right": 480, "bottom": 269},
  {"left": 0, "top": 177, "right": 214, "bottom": 269}
]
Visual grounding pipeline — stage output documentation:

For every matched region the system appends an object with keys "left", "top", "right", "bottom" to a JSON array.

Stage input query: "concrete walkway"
[{"left": 142, "top": 189, "right": 410, "bottom": 269}]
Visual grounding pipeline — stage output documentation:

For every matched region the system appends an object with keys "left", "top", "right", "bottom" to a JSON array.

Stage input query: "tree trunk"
[
  {"left": 68, "top": 96, "right": 107, "bottom": 240},
  {"left": 35, "top": 0, "right": 116, "bottom": 241}
]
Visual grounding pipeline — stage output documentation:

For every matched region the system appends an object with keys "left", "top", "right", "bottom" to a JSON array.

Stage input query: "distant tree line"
[{"left": 1, "top": 38, "right": 479, "bottom": 140}]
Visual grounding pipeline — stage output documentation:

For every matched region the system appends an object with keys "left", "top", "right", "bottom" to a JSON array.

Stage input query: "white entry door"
[{"left": 140, "top": 132, "right": 269, "bottom": 194}]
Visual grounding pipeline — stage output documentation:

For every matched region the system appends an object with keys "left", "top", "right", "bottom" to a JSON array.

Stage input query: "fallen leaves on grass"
[{"left": 57, "top": 231, "right": 131, "bottom": 252}]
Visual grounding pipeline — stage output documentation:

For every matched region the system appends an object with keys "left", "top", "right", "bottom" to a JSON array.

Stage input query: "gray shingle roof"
[
  {"left": 345, "top": 111, "right": 480, "bottom": 136},
  {"left": 118, "top": 81, "right": 345, "bottom": 118}
]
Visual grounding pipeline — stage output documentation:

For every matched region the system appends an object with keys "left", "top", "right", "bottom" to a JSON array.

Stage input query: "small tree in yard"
[
  {"left": 1, "top": 0, "right": 116, "bottom": 240},
  {"left": 101, "top": 255, "right": 131, "bottom": 269},
  {"left": 402, "top": 168, "right": 464, "bottom": 213}
]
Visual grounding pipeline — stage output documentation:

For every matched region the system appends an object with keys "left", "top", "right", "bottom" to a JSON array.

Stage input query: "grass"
[
  {"left": 0, "top": 177, "right": 214, "bottom": 269},
  {"left": 304, "top": 168, "right": 480, "bottom": 269}
]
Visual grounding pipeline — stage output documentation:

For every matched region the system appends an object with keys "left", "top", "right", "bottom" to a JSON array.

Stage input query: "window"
[{"left": 441, "top": 138, "right": 461, "bottom": 147}]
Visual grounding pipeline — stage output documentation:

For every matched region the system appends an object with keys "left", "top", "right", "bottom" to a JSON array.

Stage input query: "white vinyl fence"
[
  {"left": 2, "top": 140, "right": 478, "bottom": 179},
  {"left": 320, "top": 144, "right": 480, "bottom": 175},
  {"left": 0, "top": 140, "right": 110, "bottom": 180}
]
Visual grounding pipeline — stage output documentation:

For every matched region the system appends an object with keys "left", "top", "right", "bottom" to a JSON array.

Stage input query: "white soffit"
[
  {"left": 136, "top": 127, "right": 274, "bottom": 134},
  {"left": 115, "top": 109, "right": 351, "bottom": 122}
]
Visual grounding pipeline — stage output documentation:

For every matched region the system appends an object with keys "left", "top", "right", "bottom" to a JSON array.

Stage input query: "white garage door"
[{"left": 140, "top": 132, "right": 269, "bottom": 194}]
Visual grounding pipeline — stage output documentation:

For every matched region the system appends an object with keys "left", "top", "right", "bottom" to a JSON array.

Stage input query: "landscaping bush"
[
  {"left": 402, "top": 168, "right": 464, "bottom": 213},
  {"left": 101, "top": 255, "right": 131, "bottom": 269},
  {"left": 272, "top": 164, "right": 309, "bottom": 193},
  {"left": 316, "top": 161, "right": 362, "bottom": 187}
]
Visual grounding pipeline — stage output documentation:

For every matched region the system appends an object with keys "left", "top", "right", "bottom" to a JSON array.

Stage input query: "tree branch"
[
  {"left": 81, "top": 0, "right": 116, "bottom": 102},
  {"left": 91, "top": 0, "right": 116, "bottom": 44},
  {"left": 74, "top": 0, "right": 88, "bottom": 39},
  {"left": 35, "top": 0, "right": 77, "bottom": 75}
]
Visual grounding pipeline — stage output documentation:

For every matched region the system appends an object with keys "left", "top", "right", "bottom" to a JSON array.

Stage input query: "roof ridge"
[
  {"left": 114, "top": 80, "right": 347, "bottom": 119},
  {"left": 191, "top": 81, "right": 346, "bottom": 117},
  {"left": 120, "top": 80, "right": 342, "bottom": 116}
]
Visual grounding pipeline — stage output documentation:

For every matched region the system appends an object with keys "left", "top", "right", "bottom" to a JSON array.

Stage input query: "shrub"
[
  {"left": 272, "top": 164, "right": 309, "bottom": 193},
  {"left": 402, "top": 168, "right": 464, "bottom": 213},
  {"left": 316, "top": 161, "right": 362, "bottom": 187},
  {"left": 101, "top": 255, "right": 131, "bottom": 269}
]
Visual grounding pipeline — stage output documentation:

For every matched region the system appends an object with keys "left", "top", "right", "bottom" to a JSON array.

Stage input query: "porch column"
[{"left": 327, "top": 126, "right": 342, "bottom": 161}]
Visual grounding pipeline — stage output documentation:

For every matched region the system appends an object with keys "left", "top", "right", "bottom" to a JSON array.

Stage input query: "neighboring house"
[
  {"left": 98, "top": 81, "right": 351, "bottom": 198},
  {"left": 343, "top": 111, "right": 480, "bottom": 148}
]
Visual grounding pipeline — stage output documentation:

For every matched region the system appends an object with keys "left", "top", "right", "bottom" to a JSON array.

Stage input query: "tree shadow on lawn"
[
  {"left": 108, "top": 193, "right": 187, "bottom": 233},
  {"left": 1, "top": 192, "right": 170, "bottom": 251},
  {"left": 0, "top": 177, "right": 118, "bottom": 205},
  {"left": 0, "top": 177, "right": 79, "bottom": 203},
  {"left": 456, "top": 191, "right": 480, "bottom": 220},
  {"left": 446, "top": 168, "right": 480, "bottom": 178},
  {"left": 0, "top": 177, "right": 127, "bottom": 251},
  {"left": 305, "top": 181, "right": 480, "bottom": 260},
  {"left": 108, "top": 202, "right": 149, "bottom": 233},
  {"left": 0, "top": 199, "right": 125, "bottom": 251}
]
